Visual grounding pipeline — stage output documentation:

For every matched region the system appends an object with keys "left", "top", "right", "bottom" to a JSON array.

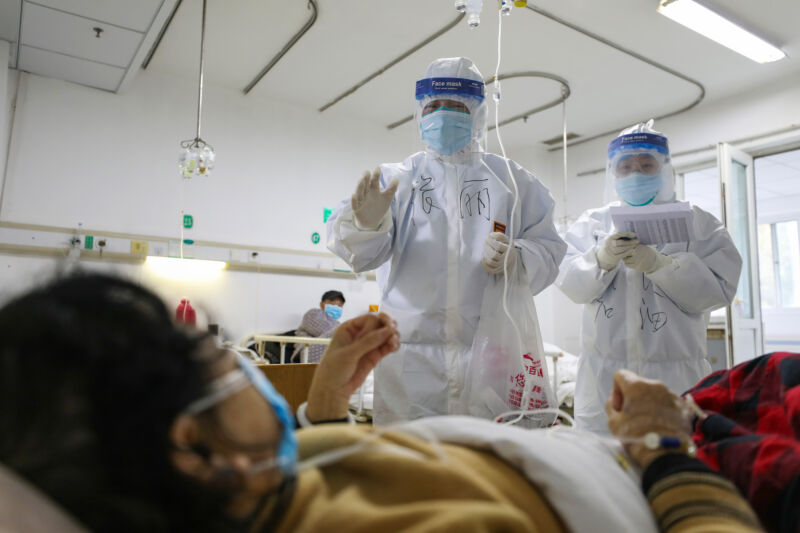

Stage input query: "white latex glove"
[
  {"left": 596, "top": 232, "right": 639, "bottom": 271},
  {"left": 351, "top": 169, "right": 399, "bottom": 231},
  {"left": 482, "top": 232, "right": 517, "bottom": 274},
  {"left": 623, "top": 244, "right": 672, "bottom": 274}
]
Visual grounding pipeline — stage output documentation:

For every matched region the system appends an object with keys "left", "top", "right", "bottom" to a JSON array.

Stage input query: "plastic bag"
[{"left": 458, "top": 271, "right": 556, "bottom": 427}]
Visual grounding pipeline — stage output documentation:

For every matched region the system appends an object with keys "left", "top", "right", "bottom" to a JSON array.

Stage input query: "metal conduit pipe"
[
  {"left": 142, "top": 0, "right": 183, "bottom": 69},
  {"left": 142, "top": 0, "right": 319, "bottom": 97},
  {"left": 523, "top": 5, "right": 706, "bottom": 151},
  {"left": 317, "top": 12, "right": 465, "bottom": 113},
  {"left": 243, "top": 0, "right": 318, "bottom": 95},
  {"left": 386, "top": 71, "right": 571, "bottom": 130}
]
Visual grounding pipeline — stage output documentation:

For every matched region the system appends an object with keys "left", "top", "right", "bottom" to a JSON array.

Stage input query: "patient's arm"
[
  {"left": 304, "top": 313, "right": 399, "bottom": 423},
  {"left": 607, "top": 370, "right": 763, "bottom": 532}
]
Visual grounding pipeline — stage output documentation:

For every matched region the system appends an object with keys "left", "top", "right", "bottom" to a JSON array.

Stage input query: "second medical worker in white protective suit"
[
  {"left": 327, "top": 57, "right": 566, "bottom": 424},
  {"left": 556, "top": 120, "right": 742, "bottom": 433}
]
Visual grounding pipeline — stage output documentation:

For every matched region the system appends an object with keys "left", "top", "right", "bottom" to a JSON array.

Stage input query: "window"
[{"left": 758, "top": 220, "right": 800, "bottom": 308}]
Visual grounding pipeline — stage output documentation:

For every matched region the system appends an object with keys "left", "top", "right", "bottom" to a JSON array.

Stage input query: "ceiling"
[
  {"left": 0, "top": 0, "right": 177, "bottom": 92},
  {"left": 2, "top": 0, "right": 800, "bottom": 152}
]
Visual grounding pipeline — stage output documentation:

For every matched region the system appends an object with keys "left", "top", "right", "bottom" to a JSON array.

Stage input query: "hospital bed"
[
  {"left": 244, "top": 333, "right": 331, "bottom": 364},
  {"left": 239, "top": 331, "right": 578, "bottom": 418}
]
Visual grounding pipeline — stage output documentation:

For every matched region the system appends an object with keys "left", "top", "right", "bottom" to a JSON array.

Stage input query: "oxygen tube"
[{"left": 482, "top": 6, "right": 552, "bottom": 427}]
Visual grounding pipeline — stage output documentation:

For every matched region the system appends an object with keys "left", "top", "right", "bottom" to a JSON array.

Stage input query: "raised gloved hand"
[
  {"left": 596, "top": 232, "right": 638, "bottom": 271},
  {"left": 482, "top": 232, "right": 517, "bottom": 274},
  {"left": 623, "top": 244, "right": 672, "bottom": 274},
  {"left": 351, "top": 169, "right": 399, "bottom": 230}
]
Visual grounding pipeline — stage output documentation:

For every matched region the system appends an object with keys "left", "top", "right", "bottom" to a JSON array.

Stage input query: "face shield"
[
  {"left": 415, "top": 57, "right": 488, "bottom": 157},
  {"left": 604, "top": 120, "right": 676, "bottom": 206}
]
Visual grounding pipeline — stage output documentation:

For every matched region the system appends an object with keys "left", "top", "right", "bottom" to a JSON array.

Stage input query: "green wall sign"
[{"left": 311, "top": 232, "right": 321, "bottom": 244}]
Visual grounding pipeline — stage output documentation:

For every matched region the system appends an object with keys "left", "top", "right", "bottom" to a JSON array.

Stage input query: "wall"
[
  {"left": 0, "top": 64, "right": 565, "bottom": 345},
  {"left": 530, "top": 72, "right": 800, "bottom": 353},
  {"left": 0, "top": 66, "right": 412, "bottom": 341},
  {"left": 0, "top": 253, "right": 380, "bottom": 344}
]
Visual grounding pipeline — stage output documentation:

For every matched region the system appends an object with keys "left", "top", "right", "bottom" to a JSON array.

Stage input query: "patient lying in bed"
[{"left": 0, "top": 274, "right": 770, "bottom": 532}]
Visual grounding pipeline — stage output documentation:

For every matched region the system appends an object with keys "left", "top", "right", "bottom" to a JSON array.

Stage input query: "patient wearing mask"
[
  {"left": 0, "top": 274, "right": 760, "bottom": 533},
  {"left": 291, "top": 289, "right": 345, "bottom": 363}
]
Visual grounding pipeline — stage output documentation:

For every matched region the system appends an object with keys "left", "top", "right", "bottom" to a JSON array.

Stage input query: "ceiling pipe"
[
  {"left": 318, "top": 12, "right": 465, "bottom": 113},
  {"left": 243, "top": 0, "right": 318, "bottom": 95},
  {"left": 523, "top": 4, "right": 706, "bottom": 151}
]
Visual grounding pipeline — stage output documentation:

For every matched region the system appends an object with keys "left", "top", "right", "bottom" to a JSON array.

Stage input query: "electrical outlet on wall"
[{"left": 130, "top": 241, "right": 149, "bottom": 255}]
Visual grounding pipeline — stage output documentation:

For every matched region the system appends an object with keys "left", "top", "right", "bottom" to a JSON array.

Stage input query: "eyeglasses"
[
  {"left": 614, "top": 153, "right": 662, "bottom": 178},
  {"left": 421, "top": 99, "right": 470, "bottom": 116}
]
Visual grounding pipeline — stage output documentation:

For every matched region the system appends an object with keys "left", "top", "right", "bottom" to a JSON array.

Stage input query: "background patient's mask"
[{"left": 184, "top": 353, "right": 297, "bottom": 475}]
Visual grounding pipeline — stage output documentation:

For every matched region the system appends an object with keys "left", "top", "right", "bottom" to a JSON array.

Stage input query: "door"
[{"left": 719, "top": 143, "right": 764, "bottom": 365}]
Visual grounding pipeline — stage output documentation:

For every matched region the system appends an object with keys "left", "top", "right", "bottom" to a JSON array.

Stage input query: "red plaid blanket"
[{"left": 686, "top": 352, "right": 800, "bottom": 533}]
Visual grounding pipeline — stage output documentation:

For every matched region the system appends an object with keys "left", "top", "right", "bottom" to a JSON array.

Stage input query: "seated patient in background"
[
  {"left": 292, "top": 290, "right": 345, "bottom": 363},
  {"left": 0, "top": 273, "right": 764, "bottom": 533}
]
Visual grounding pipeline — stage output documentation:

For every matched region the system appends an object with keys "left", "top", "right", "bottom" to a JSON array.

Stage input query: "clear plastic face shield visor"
[
  {"left": 605, "top": 132, "right": 675, "bottom": 206},
  {"left": 414, "top": 76, "right": 488, "bottom": 156}
]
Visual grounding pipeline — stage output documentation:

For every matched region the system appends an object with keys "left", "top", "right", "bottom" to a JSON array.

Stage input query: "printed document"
[{"left": 610, "top": 202, "right": 694, "bottom": 245}]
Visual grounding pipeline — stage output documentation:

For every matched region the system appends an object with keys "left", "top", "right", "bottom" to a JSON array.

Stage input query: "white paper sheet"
[{"left": 610, "top": 202, "right": 694, "bottom": 245}]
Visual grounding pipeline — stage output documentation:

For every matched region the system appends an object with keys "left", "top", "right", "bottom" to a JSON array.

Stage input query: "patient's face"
[
  {"left": 205, "top": 349, "right": 282, "bottom": 452},
  {"left": 194, "top": 343, "right": 284, "bottom": 493}
]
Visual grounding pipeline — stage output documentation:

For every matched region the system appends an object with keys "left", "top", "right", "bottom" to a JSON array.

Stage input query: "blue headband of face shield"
[
  {"left": 608, "top": 132, "right": 669, "bottom": 160},
  {"left": 415, "top": 77, "right": 485, "bottom": 102},
  {"left": 184, "top": 353, "right": 297, "bottom": 475}
]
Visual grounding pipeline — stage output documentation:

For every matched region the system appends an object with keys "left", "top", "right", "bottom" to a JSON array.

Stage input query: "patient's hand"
[
  {"left": 606, "top": 370, "right": 692, "bottom": 470},
  {"left": 306, "top": 312, "right": 400, "bottom": 423}
]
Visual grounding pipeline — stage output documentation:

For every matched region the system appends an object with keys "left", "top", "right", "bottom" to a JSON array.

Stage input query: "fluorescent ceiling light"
[
  {"left": 145, "top": 256, "right": 226, "bottom": 281},
  {"left": 658, "top": 0, "right": 785, "bottom": 63}
]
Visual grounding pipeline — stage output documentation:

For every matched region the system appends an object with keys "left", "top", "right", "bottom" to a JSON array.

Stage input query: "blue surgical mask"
[
  {"left": 616, "top": 173, "right": 663, "bottom": 206},
  {"left": 237, "top": 356, "right": 297, "bottom": 474},
  {"left": 420, "top": 109, "right": 473, "bottom": 155},
  {"left": 324, "top": 304, "right": 343, "bottom": 320}
]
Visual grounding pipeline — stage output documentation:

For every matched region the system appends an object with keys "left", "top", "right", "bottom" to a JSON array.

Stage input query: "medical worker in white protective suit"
[
  {"left": 327, "top": 57, "right": 566, "bottom": 424},
  {"left": 556, "top": 120, "right": 742, "bottom": 433}
]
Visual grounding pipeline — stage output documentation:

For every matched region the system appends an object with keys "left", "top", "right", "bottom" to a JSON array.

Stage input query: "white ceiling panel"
[
  {"left": 21, "top": 2, "right": 143, "bottom": 68},
  {"left": 0, "top": 0, "right": 20, "bottom": 43},
  {"left": 18, "top": 44, "right": 125, "bottom": 91},
  {"left": 28, "top": 0, "right": 164, "bottom": 33}
]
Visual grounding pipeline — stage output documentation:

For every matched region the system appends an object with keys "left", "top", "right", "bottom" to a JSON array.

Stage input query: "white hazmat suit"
[
  {"left": 556, "top": 121, "right": 742, "bottom": 433},
  {"left": 327, "top": 58, "right": 566, "bottom": 424}
]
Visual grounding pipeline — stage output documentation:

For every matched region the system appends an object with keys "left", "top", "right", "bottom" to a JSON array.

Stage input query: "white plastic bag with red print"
[{"left": 458, "top": 272, "right": 556, "bottom": 428}]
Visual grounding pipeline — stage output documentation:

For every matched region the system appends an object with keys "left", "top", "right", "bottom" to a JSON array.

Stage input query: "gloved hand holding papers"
[{"left": 609, "top": 201, "right": 694, "bottom": 245}]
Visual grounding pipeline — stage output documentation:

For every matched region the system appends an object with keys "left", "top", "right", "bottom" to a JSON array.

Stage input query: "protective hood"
[
  {"left": 604, "top": 119, "right": 676, "bottom": 205},
  {"left": 415, "top": 57, "right": 488, "bottom": 162}
]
